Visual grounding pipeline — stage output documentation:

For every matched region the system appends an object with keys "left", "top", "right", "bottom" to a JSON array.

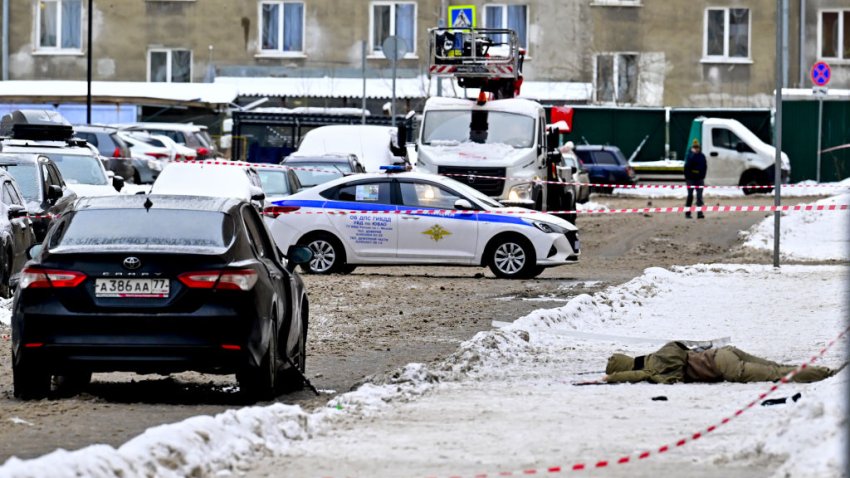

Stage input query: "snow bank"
[
  {"left": 577, "top": 200, "right": 609, "bottom": 211},
  {"left": 611, "top": 178, "right": 850, "bottom": 199},
  {"left": 741, "top": 192, "right": 850, "bottom": 261}
]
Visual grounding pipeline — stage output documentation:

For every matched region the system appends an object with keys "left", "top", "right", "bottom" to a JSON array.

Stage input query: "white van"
[{"left": 295, "top": 125, "right": 406, "bottom": 172}]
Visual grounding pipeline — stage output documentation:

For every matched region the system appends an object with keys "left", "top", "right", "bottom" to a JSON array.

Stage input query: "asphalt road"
[{"left": 0, "top": 195, "right": 826, "bottom": 463}]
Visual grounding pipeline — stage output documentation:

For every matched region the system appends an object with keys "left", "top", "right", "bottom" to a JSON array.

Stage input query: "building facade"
[{"left": 0, "top": 0, "right": 846, "bottom": 107}]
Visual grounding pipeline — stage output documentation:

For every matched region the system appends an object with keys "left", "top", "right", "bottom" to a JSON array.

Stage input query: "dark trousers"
[{"left": 685, "top": 179, "right": 704, "bottom": 209}]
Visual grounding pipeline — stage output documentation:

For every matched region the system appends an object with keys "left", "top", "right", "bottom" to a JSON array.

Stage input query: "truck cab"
[{"left": 419, "top": 27, "right": 576, "bottom": 221}]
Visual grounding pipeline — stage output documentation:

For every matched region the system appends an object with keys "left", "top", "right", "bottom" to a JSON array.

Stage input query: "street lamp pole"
[{"left": 86, "top": 0, "right": 93, "bottom": 123}]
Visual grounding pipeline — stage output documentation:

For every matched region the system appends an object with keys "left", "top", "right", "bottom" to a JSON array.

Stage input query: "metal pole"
[
  {"left": 391, "top": 53, "right": 397, "bottom": 127},
  {"left": 816, "top": 96, "right": 823, "bottom": 182},
  {"left": 799, "top": 0, "right": 806, "bottom": 87},
  {"left": 361, "top": 41, "right": 367, "bottom": 125},
  {"left": 86, "top": 0, "right": 93, "bottom": 123},
  {"left": 1, "top": 0, "right": 9, "bottom": 81},
  {"left": 773, "top": 0, "right": 783, "bottom": 268},
  {"left": 781, "top": 0, "right": 789, "bottom": 87}
]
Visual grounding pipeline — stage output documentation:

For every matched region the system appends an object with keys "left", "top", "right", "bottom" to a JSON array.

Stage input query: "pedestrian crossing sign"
[{"left": 448, "top": 5, "right": 476, "bottom": 29}]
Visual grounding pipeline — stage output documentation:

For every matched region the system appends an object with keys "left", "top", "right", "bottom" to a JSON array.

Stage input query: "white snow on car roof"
[
  {"left": 424, "top": 96, "right": 543, "bottom": 118},
  {"left": 151, "top": 162, "right": 253, "bottom": 199}
]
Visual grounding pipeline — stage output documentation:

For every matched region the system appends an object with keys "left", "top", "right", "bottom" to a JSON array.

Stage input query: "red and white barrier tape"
[
  {"left": 441, "top": 173, "right": 849, "bottom": 191},
  {"left": 263, "top": 204, "right": 849, "bottom": 217},
  {"left": 423, "top": 325, "right": 850, "bottom": 478}
]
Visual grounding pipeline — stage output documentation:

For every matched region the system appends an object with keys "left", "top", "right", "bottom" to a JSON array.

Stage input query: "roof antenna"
[{"left": 143, "top": 197, "right": 153, "bottom": 211}]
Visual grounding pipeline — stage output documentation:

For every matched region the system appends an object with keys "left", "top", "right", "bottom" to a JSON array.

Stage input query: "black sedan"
[
  {"left": 0, "top": 153, "right": 77, "bottom": 242},
  {"left": 0, "top": 169, "right": 36, "bottom": 297},
  {"left": 12, "top": 194, "right": 312, "bottom": 401}
]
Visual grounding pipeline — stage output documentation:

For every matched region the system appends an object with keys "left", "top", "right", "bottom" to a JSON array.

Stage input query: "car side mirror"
[
  {"left": 47, "top": 185, "right": 63, "bottom": 203},
  {"left": 112, "top": 175, "right": 125, "bottom": 192},
  {"left": 285, "top": 245, "right": 313, "bottom": 272},
  {"left": 8, "top": 204, "right": 27, "bottom": 219},
  {"left": 454, "top": 199, "right": 475, "bottom": 211},
  {"left": 735, "top": 142, "right": 746, "bottom": 153},
  {"left": 27, "top": 244, "right": 43, "bottom": 260}
]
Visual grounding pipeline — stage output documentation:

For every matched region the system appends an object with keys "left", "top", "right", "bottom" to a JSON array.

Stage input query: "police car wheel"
[
  {"left": 299, "top": 234, "right": 347, "bottom": 274},
  {"left": 488, "top": 237, "right": 539, "bottom": 279}
]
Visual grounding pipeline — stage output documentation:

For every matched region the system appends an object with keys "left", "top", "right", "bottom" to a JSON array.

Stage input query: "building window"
[
  {"left": 260, "top": 1, "right": 305, "bottom": 53},
  {"left": 819, "top": 10, "right": 850, "bottom": 60},
  {"left": 148, "top": 49, "right": 192, "bottom": 83},
  {"left": 483, "top": 5, "right": 528, "bottom": 49},
  {"left": 595, "top": 53, "right": 638, "bottom": 104},
  {"left": 36, "top": 0, "right": 82, "bottom": 51},
  {"left": 370, "top": 2, "right": 416, "bottom": 57},
  {"left": 703, "top": 7, "right": 750, "bottom": 61}
]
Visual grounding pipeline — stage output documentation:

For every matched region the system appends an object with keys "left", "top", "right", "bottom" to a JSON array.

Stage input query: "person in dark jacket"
[
  {"left": 604, "top": 341, "right": 838, "bottom": 384},
  {"left": 684, "top": 139, "right": 708, "bottom": 219}
]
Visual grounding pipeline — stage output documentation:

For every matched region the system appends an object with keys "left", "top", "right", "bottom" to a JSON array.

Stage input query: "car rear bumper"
[{"left": 14, "top": 308, "right": 254, "bottom": 374}]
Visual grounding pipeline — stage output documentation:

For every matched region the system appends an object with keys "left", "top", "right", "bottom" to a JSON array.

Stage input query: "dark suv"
[
  {"left": 574, "top": 145, "right": 637, "bottom": 193},
  {"left": 0, "top": 153, "right": 77, "bottom": 242}
]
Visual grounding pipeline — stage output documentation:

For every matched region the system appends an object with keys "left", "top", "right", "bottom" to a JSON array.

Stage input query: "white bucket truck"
[{"left": 415, "top": 27, "right": 576, "bottom": 222}]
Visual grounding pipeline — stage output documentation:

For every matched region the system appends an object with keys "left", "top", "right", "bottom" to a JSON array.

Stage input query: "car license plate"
[{"left": 95, "top": 278, "right": 170, "bottom": 298}]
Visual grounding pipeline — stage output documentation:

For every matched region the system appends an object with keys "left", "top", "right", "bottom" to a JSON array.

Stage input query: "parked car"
[
  {"left": 153, "top": 134, "right": 197, "bottom": 162},
  {"left": 12, "top": 194, "right": 312, "bottom": 400},
  {"left": 254, "top": 166, "right": 302, "bottom": 204},
  {"left": 115, "top": 131, "right": 169, "bottom": 184},
  {"left": 0, "top": 110, "right": 124, "bottom": 197},
  {"left": 151, "top": 162, "right": 265, "bottom": 209},
  {"left": 73, "top": 125, "right": 135, "bottom": 183},
  {"left": 267, "top": 168, "right": 580, "bottom": 279},
  {"left": 560, "top": 151, "right": 590, "bottom": 204},
  {"left": 294, "top": 125, "right": 406, "bottom": 172},
  {"left": 0, "top": 169, "right": 36, "bottom": 297},
  {"left": 574, "top": 145, "right": 637, "bottom": 193},
  {"left": 0, "top": 153, "right": 77, "bottom": 242},
  {"left": 123, "top": 123, "right": 218, "bottom": 160},
  {"left": 281, "top": 154, "right": 365, "bottom": 189}
]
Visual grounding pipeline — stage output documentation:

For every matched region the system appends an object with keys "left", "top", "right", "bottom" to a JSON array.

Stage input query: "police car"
[{"left": 265, "top": 167, "right": 579, "bottom": 279}]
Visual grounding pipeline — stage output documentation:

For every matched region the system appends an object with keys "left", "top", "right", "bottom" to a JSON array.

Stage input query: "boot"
[
  {"left": 697, "top": 212, "right": 705, "bottom": 219},
  {"left": 685, "top": 212, "right": 692, "bottom": 219}
]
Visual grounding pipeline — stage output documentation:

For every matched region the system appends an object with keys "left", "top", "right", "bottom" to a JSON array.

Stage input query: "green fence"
[
  {"left": 782, "top": 99, "right": 850, "bottom": 183},
  {"left": 549, "top": 103, "right": 849, "bottom": 182},
  {"left": 551, "top": 106, "right": 772, "bottom": 163}
]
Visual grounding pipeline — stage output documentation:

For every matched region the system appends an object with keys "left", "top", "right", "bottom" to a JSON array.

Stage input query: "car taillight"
[
  {"left": 20, "top": 268, "right": 87, "bottom": 289},
  {"left": 178, "top": 269, "right": 258, "bottom": 291},
  {"left": 262, "top": 205, "right": 300, "bottom": 218},
  {"left": 184, "top": 155, "right": 196, "bottom": 161},
  {"left": 196, "top": 147, "right": 210, "bottom": 157},
  {"left": 146, "top": 152, "right": 169, "bottom": 159},
  {"left": 112, "top": 147, "right": 122, "bottom": 158}
]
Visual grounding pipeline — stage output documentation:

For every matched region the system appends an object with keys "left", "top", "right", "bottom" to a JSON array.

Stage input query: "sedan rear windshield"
[{"left": 50, "top": 209, "right": 235, "bottom": 250}]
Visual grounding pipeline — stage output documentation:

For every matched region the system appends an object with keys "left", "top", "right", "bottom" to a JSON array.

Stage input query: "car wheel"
[
  {"left": 237, "top": 327, "right": 278, "bottom": 402},
  {"left": 740, "top": 170, "right": 770, "bottom": 195},
  {"left": 298, "top": 233, "right": 348, "bottom": 274},
  {"left": 281, "top": 327, "right": 306, "bottom": 392},
  {"left": 487, "top": 236, "right": 540, "bottom": 279},
  {"left": 13, "top": 352, "right": 51, "bottom": 400},
  {"left": 53, "top": 371, "right": 92, "bottom": 397}
]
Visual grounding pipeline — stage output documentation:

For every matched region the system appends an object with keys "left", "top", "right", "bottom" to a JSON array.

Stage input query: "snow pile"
[
  {"left": 747, "top": 373, "right": 848, "bottom": 477},
  {"left": 741, "top": 192, "right": 850, "bottom": 261},
  {"left": 612, "top": 178, "right": 850, "bottom": 199},
  {"left": 577, "top": 200, "right": 609, "bottom": 211},
  {"left": 0, "top": 297, "right": 12, "bottom": 327}
]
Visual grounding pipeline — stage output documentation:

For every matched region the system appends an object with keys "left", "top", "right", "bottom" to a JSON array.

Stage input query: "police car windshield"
[
  {"left": 422, "top": 110, "right": 535, "bottom": 148},
  {"left": 45, "top": 154, "right": 108, "bottom": 185},
  {"left": 0, "top": 163, "right": 39, "bottom": 201}
]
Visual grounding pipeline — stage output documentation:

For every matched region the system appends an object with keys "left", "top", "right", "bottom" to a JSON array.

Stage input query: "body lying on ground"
[{"left": 604, "top": 341, "right": 838, "bottom": 384}]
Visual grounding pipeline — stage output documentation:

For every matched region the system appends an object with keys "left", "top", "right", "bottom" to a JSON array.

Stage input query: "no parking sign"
[{"left": 810, "top": 61, "right": 831, "bottom": 87}]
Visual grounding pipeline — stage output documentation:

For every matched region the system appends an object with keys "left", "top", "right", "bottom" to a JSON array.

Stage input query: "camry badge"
[{"left": 123, "top": 257, "right": 142, "bottom": 270}]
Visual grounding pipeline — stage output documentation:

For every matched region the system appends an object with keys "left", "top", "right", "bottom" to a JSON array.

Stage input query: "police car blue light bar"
[{"left": 380, "top": 165, "right": 406, "bottom": 172}]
